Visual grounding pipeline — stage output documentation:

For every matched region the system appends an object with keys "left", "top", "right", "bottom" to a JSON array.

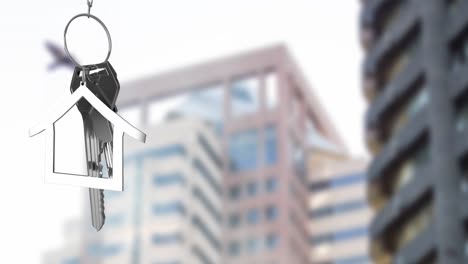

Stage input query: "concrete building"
[
  {"left": 361, "top": 0, "right": 468, "bottom": 263},
  {"left": 308, "top": 147, "right": 370, "bottom": 264}
]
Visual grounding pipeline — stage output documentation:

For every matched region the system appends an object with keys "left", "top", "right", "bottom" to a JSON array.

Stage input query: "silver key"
[{"left": 84, "top": 117, "right": 106, "bottom": 231}]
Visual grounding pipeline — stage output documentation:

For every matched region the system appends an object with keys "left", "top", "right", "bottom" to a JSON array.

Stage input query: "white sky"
[{"left": 0, "top": 1, "right": 365, "bottom": 263}]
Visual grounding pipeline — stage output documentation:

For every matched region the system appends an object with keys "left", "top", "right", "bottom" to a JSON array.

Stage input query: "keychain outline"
[{"left": 29, "top": 85, "right": 146, "bottom": 191}]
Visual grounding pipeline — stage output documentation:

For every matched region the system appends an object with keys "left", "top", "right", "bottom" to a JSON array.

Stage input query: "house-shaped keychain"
[{"left": 29, "top": 85, "right": 146, "bottom": 191}]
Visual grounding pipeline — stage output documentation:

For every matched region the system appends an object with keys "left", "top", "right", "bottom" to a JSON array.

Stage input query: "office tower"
[
  {"left": 361, "top": 0, "right": 468, "bottom": 263},
  {"left": 308, "top": 147, "right": 370, "bottom": 264},
  {"left": 43, "top": 45, "right": 345, "bottom": 263},
  {"left": 115, "top": 45, "right": 344, "bottom": 264}
]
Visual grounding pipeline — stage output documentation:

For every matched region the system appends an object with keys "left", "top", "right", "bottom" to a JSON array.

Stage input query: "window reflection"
[
  {"left": 265, "top": 125, "right": 278, "bottom": 165},
  {"left": 229, "top": 130, "right": 259, "bottom": 172},
  {"left": 230, "top": 76, "right": 260, "bottom": 116}
]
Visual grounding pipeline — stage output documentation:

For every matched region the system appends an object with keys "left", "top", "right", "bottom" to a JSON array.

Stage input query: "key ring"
[{"left": 63, "top": 13, "right": 112, "bottom": 69}]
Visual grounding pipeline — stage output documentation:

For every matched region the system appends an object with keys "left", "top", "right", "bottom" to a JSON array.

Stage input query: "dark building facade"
[{"left": 360, "top": 0, "right": 468, "bottom": 263}]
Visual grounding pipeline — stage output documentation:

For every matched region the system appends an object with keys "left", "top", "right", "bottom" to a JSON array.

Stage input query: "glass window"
[
  {"left": 152, "top": 233, "right": 183, "bottom": 245},
  {"left": 228, "top": 241, "right": 241, "bottom": 256},
  {"left": 230, "top": 76, "right": 260, "bottom": 116},
  {"left": 310, "top": 226, "right": 368, "bottom": 245},
  {"left": 106, "top": 214, "right": 124, "bottom": 226},
  {"left": 335, "top": 255, "right": 370, "bottom": 264},
  {"left": 310, "top": 173, "right": 366, "bottom": 192},
  {"left": 247, "top": 181, "right": 258, "bottom": 197},
  {"left": 393, "top": 202, "right": 432, "bottom": 250},
  {"left": 153, "top": 172, "right": 185, "bottom": 187},
  {"left": 139, "top": 144, "right": 185, "bottom": 160},
  {"left": 265, "top": 72, "right": 278, "bottom": 109},
  {"left": 381, "top": 28, "right": 420, "bottom": 88},
  {"left": 390, "top": 144, "right": 429, "bottom": 194},
  {"left": 88, "top": 243, "right": 124, "bottom": 257},
  {"left": 148, "top": 94, "right": 189, "bottom": 125},
  {"left": 247, "top": 237, "right": 260, "bottom": 254},
  {"left": 148, "top": 85, "right": 224, "bottom": 133},
  {"left": 229, "top": 130, "right": 259, "bottom": 172},
  {"left": 290, "top": 139, "right": 307, "bottom": 184},
  {"left": 309, "top": 199, "right": 367, "bottom": 219},
  {"left": 265, "top": 177, "right": 278, "bottom": 192},
  {"left": 152, "top": 201, "right": 185, "bottom": 216},
  {"left": 247, "top": 208, "right": 260, "bottom": 224},
  {"left": 229, "top": 213, "right": 241, "bottom": 228},
  {"left": 266, "top": 233, "right": 279, "bottom": 249},
  {"left": 229, "top": 185, "right": 241, "bottom": 200},
  {"left": 62, "top": 257, "right": 80, "bottom": 264},
  {"left": 265, "top": 205, "right": 279, "bottom": 221},
  {"left": 389, "top": 85, "right": 428, "bottom": 137},
  {"left": 265, "top": 126, "right": 278, "bottom": 165}
]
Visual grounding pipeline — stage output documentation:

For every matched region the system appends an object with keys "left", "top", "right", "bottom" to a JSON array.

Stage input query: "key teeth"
[
  {"left": 96, "top": 190, "right": 106, "bottom": 231},
  {"left": 91, "top": 189, "right": 106, "bottom": 231}
]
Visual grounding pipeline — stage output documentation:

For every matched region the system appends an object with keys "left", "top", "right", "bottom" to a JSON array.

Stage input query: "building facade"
[
  {"left": 115, "top": 45, "right": 344, "bottom": 264},
  {"left": 361, "top": 0, "right": 468, "bottom": 263},
  {"left": 45, "top": 118, "right": 223, "bottom": 264},
  {"left": 308, "top": 148, "right": 370, "bottom": 264},
  {"left": 43, "top": 45, "right": 345, "bottom": 263}
]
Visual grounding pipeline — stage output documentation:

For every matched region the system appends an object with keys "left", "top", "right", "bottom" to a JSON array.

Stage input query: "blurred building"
[
  {"left": 44, "top": 44, "right": 346, "bottom": 263},
  {"left": 116, "top": 44, "right": 344, "bottom": 264},
  {"left": 361, "top": 0, "right": 468, "bottom": 263},
  {"left": 308, "top": 147, "right": 370, "bottom": 264},
  {"left": 48, "top": 118, "right": 223, "bottom": 264}
]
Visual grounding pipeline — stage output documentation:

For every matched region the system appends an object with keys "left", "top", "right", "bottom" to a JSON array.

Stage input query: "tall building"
[
  {"left": 43, "top": 44, "right": 345, "bottom": 263},
  {"left": 308, "top": 147, "right": 370, "bottom": 264},
  {"left": 116, "top": 45, "right": 344, "bottom": 264},
  {"left": 75, "top": 118, "right": 223, "bottom": 264},
  {"left": 361, "top": 0, "right": 468, "bottom": 263}
]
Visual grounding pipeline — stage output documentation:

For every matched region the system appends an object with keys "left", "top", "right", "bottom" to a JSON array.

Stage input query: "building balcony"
[
  {"left": 449, "top": 62, "right": 468, "bottom": 101},
  {"left": 367, "top": 111, "right": 428, "bottom": 182},
  {"left": 456, "top": 126, "right": 468, "bottom": 160},
  {"left": 365, "top": 52, "right": 423, "bottom": 129},
  {"left": 363, "top": 0, "right": 419, "bottom": 79},
  {"left": 392, "top": 223, "right": 436, "bottom": 264},
  {"left": 370, "top": 166, "right": 432, "bottom": 239},
  {"left": 447, "top": 0, "right": 468, "bottom": 43}
]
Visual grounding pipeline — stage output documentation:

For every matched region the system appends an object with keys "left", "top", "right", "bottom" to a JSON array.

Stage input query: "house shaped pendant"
[{"left": 29, "top": 85, "right": 146, "bottom": 191}]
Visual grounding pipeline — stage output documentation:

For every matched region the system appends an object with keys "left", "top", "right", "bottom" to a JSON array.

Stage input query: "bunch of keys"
[
  {"left": 70, "top": 62, "right": 120, "bottom": 231},
  {"left": 29, "top": 1, "right": 146, "bottom": 232}
]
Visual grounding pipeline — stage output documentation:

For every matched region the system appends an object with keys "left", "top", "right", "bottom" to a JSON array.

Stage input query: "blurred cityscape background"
[{"left": 18, "top": 0, "right": 468, "bottom": 263}]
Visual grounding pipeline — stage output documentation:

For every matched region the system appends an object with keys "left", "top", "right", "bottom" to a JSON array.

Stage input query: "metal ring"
[{"left": 63, "top": 13, "right": 112, "bottom": 68}]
